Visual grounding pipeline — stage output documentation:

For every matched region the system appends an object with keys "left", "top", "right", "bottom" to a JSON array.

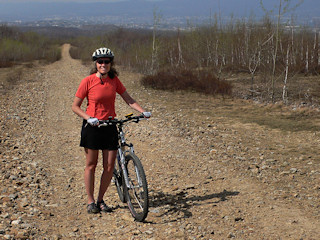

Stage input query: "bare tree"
[
  {"left": 151, "top": 7, "right": 162, "bottom": 74},
  {"left": 283, "top": 46, "right": 290, "bottom": 103},
  {"left": 260, "top": 0, "right": 303, "bottom": 102},
  {"left": 248, "top": 47, "right": 261, "bottom": 98},
  {"left": 177, "top": 28, "right": 184, "bottom": 67}
]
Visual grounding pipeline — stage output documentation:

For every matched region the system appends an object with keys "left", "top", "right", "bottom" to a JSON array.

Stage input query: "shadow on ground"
[{"left": 150, "top": 189, "right": 239, "bottom": 222}]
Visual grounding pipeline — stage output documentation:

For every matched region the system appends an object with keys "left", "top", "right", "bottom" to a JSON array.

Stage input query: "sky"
[
  {"left": 0, "top": 0, "right": 315, "bottom": 6},
  {"left": 0, "top": 0, "right": 316, "bottom": 8},
  {"left": 0, "top": 0, "right": 303, "bottom": 3},
  {"left": 0, "top": 0, "right": 135, "bottom": 2},
  {"left": 0, "top": 0, "right": 319, "bottom": 25}
]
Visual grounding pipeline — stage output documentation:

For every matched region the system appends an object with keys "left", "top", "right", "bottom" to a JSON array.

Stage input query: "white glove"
[
  {"left": 142, "top": 112, "right": 151, "bottom": 118},
  {"left": 87, "top": 117, "right": 99, "bottom": 126}
]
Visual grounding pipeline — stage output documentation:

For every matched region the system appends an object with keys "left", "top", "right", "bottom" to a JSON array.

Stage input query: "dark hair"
[{"left": 90, "top": 61, "right": 119, "bottom": 78}]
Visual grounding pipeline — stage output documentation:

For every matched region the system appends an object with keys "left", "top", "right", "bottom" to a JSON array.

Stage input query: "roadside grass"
[
  {"left": 0, "top": 68, "right": 9, "bottom": 92},
  {"left": 138, "top": 68, "right": 319, "bottom": 133},
  {"left": 141, "top": 79, "right": 319, "bottom": 134},
  {"left": 201, "top": 73, "right": 320, "bottom": 132},
  {"left": 229, "top": 73, "right": 320, "bottom": 107},
  {"left": 209, "top": 99, "right": 320, "bottom": 132},
  {"left": 0, "top": 64, "right": 34, "bottom": 93},
  {"left": 236, "top": 105, "right": 319, "bottom": 132},
  {"left": 0, "top": 25, "right": 62, "bottom": 68}
]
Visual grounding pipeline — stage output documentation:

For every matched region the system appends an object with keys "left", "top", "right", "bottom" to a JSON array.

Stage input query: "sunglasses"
[{"left": 97, "top": 59, "right": 112, "bottom": 64}]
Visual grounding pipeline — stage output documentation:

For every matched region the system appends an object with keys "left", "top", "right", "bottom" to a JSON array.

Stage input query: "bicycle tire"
[
  {"left": 113, "top": 160, "right": 126, "bottom": 203},
  {"left": 124, "top": 152, "right": 149, "bottom": 222}
]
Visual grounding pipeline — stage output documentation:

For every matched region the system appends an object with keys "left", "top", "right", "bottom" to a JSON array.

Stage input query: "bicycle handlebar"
[{"left": 98, "top": 114, "right": 146, "bottom": 127}]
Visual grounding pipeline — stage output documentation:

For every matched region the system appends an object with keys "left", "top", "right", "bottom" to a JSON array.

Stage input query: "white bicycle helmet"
[{"left": 92, "top": 47, "right": 114, "bottom": 61}]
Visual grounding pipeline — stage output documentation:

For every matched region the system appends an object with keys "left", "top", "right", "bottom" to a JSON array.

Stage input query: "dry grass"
[
  {"left": 207, "top": 98, "right": 320, "bottom": 132},
  {"left": 0, "top": 65, "right": 26, "bottom": 93},
  {"left": 141, "top": 69, "right": 232, "bottom": 96},
  {"left": 227, "top": 72, "right": 320, "bottom": 107},
  {"left": 140, "top": 68, "right": 320, "bottom": 133}
]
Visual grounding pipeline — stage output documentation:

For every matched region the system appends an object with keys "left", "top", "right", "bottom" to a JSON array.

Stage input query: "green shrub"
[{"left": 0, "top": 25, "right": 61, "bottom": 67}]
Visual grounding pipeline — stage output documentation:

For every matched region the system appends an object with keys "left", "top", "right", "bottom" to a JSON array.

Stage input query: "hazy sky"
[
  {"left": 0, "top": 0, "right": 150, "bottom": 2},
  {"left": 0, "top": 0, "right": 318, "bottom": 23},
  {"left": 0, "top": 0, "right": 315, "bottom": 4},
  {"left": 0, "top": 0, "right": 130, "bottom": 2},
  {"left": 0, "top": 0, "right": 316, "bottom": 5}
]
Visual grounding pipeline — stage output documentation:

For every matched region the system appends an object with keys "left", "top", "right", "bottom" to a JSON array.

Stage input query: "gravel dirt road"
[{"left": 1, "top": 44, "right": 319, "bottom": 239}]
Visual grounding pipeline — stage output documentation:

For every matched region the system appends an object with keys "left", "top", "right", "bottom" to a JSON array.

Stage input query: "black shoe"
[
  {"left": 97, "top": 200, "right": 112, "bottom": 213},
  {"left": 87, "top": 202, "right": 99, "bottom": 214}
]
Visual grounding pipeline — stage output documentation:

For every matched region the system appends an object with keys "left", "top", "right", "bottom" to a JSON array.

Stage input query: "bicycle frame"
[{"left": 99, "top": 115, "right": 143, "bottom": 189}]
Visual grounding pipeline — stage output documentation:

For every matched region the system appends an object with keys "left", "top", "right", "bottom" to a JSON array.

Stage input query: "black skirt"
[{"left": 80, "top": 120, "right": 119, "bottom": 150}]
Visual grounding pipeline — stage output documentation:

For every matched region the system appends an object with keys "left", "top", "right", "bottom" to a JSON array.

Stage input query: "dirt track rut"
[{"left": 0, "top": 44, "right": 319, "bottom": 239}]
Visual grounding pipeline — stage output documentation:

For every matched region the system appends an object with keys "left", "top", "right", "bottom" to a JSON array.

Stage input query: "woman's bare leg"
[
  {"left": 97, "top": 150, "right": 117, "bottom": 202},
  {"left": 84, "top": 148, "right": 99, "bottom": 204}
]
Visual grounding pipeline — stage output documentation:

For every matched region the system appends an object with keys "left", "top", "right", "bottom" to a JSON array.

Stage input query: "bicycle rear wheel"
[
  {"left": 113, "top": 160, "right": 126, "bottom": 203},
  {"left": 124, "top": 152, "right": 149, "bottom": 222}
]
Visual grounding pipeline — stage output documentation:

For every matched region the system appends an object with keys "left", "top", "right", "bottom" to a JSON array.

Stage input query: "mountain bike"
[{"left": 98, "top": 114, "right": 149, "bottom": 222}]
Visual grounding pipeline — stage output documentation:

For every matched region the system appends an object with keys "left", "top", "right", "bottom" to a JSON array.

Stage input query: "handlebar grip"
[{"left": 125, "top": 113, "right": 134, "bottom": 118}]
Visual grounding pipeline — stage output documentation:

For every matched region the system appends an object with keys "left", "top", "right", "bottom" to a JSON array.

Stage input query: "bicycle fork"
[
  {"left": 117, "top": 146, "right": 143, "bottom": 189},
  {"left": 118, "top": 149, "right": 131, "bottom": 189}
]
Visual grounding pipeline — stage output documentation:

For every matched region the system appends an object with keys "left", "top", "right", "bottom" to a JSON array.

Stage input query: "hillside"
[{"left": 0, "top": 44, "right": 319, "bottom": 239}]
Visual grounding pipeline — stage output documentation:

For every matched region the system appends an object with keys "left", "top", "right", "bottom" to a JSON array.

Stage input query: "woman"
[{"left": 72, "top": 47, "right": 151, "bottom": 214}]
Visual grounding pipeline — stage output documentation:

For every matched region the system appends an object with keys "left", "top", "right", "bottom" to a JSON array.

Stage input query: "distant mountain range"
[{"left": 0, "top": 0, "right": 319, "bottom": 26}]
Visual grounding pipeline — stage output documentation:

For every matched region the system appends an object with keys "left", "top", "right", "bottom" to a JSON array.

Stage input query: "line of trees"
[
  {"left": 0, "top": 25, "right": 61, "bottom": 68},
  {"left": 2, "top": 1, "right": 319, "bottom": 104},
  {"left": 70, "top": 13, "right": 319, "bottom": 102}
]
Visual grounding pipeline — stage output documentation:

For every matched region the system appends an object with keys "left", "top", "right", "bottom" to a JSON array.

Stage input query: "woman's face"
[{"left": 96, "top": 58, "right": 112, "bottom": 75}]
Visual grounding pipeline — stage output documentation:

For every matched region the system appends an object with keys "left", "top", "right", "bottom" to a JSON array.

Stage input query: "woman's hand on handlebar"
[
  {"left": 87, "top": 117, "right": 99, "bottom": 126},
  {"left": 142, "top": 112, "right": 151, "bottom": 118}
]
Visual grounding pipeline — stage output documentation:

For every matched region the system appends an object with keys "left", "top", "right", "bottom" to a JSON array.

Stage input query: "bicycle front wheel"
[{"left": 124, "top": 152, "right": 149, "bottom": 222}]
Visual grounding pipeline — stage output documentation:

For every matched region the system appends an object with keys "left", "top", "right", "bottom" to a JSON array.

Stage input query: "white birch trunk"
[{"left": 283, "top": 47, "right": 289, "bottom": 104}]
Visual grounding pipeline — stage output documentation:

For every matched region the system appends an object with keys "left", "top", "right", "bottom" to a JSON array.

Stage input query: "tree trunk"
[
  {"left": 177, "top": 28, "right": 183, "bottom": 67},
  {"left": 271, "top": 0, "right": 282, "bottom": 103},
  {"left": 305, "top": 45, "right": 309, "bottom": 74},
  {"left": 283, "top": 46, "right": 289, "bottom": 104}
]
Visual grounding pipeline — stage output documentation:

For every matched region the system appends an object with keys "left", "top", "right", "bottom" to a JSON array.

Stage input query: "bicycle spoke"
[
  {"left": 125, "top": 153, "right": 148, "bottom": 222},
  {"left": 128, "top": 182, "right": 144, "bottom": 210},
  {"left": 133, "top": 191, "right": 144, "bottom": 210}
]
